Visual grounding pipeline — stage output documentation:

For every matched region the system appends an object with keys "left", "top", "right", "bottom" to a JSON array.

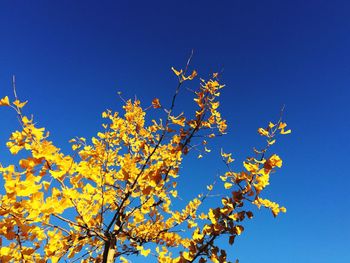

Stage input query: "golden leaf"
[
  {"left": 0, "top": 96, "right": 10, "bottom": 106},
  {"left": 258, "top": 128, "right": 269, "bottom": 137},
  {"left": 224, "top": 182, "right": 233, "bottom": 189},
  {"left": 278, "top": 122, "right": 287, "bottom": 129},
  {"left": 187, "top": 70, "right": 198, "bottom": 80},
  {"left": 171, "top": 67, "right": 183, "bottom": 76},
  {"left": 207, "top": 184, "right": 213, "bottom": 191},
  {"left": 280, "top": 129, "right": 292, "bottom": 135},
  {"left": 13, "top": 99, "right": 28, "bottom": 108}
]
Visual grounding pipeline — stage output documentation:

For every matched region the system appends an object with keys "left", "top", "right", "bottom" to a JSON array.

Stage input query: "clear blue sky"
[{"left": 0, "top": 1, "right": 349, "bottom": 262}]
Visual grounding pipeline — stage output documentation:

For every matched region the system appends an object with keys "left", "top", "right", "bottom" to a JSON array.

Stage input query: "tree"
[{"left": 0, "top": 62, "right": 291, "bottom": 262}]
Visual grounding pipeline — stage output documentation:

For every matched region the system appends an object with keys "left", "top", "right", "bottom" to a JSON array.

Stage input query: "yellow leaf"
[
  {"left": 268, "top": 139, "right": 276, "bottom": 145},
  {"left": 220, "top": 175, "right": 227, "bottom": 181},
  {"left": 235, "top": 225, "right": 244, "bottom": 235},
  {"left": 208, "top": 209, "right": 217, "bottom": 224},
  {"left": 0, "top": 96, "right": 10, "bottom": 106},
  {"left": 227, "top": 156, "right": 234, "bottom": 163},
  {"left": 170, "top": 190, "right": 178, "bottom": 198},
  {"left": 207, "top": 184, "right": 213, "bottom": 191},
  {"left": 268, "top": 122, "right": 275, "bottom": 129},
  {"left": 278, "top": 122, "right": 287, "bottom": 129},
  {"left": 120, "top": 256, "right": 129, "bottom": 263},
  {"left": 137, "top": 246, "right": 151, "bottom": 257},
  {"left": 211, "top": 101, "right": 220, "bottom": 110},
  {"left": 169, "top": 115, "right": 186, "bottom": 126},
  {"left": 72, "top": 144, "right": 81, "bottom": 151},
  {"left": 264, "top": 154, "right": 282, "bottom": 169},
  {"left": 188, "top": 70, "right": 197, "bottom": 80},
  {"left": 22, "top": 116, "right": 31, "bottom": 125},
  {"left": 253, "top": 197, "right": 286, "bottom": 217},
  {"left": 204, "top": 147, "right": 211, "bottom": 153},
  {"left": 182, "top": 251, "right": 193, "bottom": 261},
  {"left": 141, "top": 248, "right": 151, "bottom": 257},
  {"left": 229, "top": 214, "right": 239, "bottom": 221},
  {"left": 280, "top": 129, "right": 291, "bottom": 135},
  {"left": 192, "top": 228, "right": 204, "bottom": 241},
  {"left": 243, "top": 162, "right": 259, "bottom": 173},
  {"left": 171, "top": 67, "right": 183, "bottom": 76},
  {"left": 221, "top": 149, "right": 231, "bottom": 158},
  {"left": 224, "top": 182, "right": 233, "bottom": 189},
  {"left": 13, "top": 99, "right": 28, "bottom": 108},
  {"left": 280, "top": 207, "right": 287, "bottom": 213},
  {"left": 258, "top": 128, "right": 269, "bottom": 137}
]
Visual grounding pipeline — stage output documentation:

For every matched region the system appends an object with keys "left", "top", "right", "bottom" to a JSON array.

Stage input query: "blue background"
[{"left": 0, "top": 1, "right": 349, "bottom": 262}]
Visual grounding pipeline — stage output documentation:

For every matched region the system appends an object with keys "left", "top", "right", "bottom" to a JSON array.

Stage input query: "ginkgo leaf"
[
  {"left": 207, "top": 184, "right": 213, "bottom": 191},
  {"left": 265, "top": 154, "right": 282, "bottom": 168},
  {"left": 170, "top": 190, "right": 178, "bottom": 198},
  {"left": 221, "top": 149, "right": 231, "bottom": 158},
  {"left": 141, "top": 248, "right": 151, "bottom": 257},
  {"left": 258, "top": 128, "right": 269, "bottom": 137},
  {"left": 268, "top": 139, "right": 276, "bottom": 145},
  {"left": 278, "top": 122, "right": 287, "bottom": 129},
  {"left": 13, "top": 99, "right": 28, "bottom": 108},
  {"left": 211, "top": 101, "right": 220, "bottom": 110},
  {"left": 137, "top": 246, "right": 151, "bottom": 257},
  {"left": 193, "top": 228, "right": 204, "bottom": 241},
  {"left": 235, "top": 225, "right": 244, "bottom": 235},
  {"left": 182, "top": 251, "right": 193, "bottom": 261},
  {"left": 187, "top": 70, "right": 198, "bottom": 80},
  {"left": 171, "top": 67, "right": 183, "bottom": 76},
  {"left": 169, "top": 115, "right": 186, "bottom": 126},
  {"left": 224, "top": 182, "right": 233, "bottom": 189},
  {"left": 152, "top": 98, "right": 161, "bottom": 109},
  {"left": 22, "top": 116, "right": 32, "bottom": 124},
  {"left": 0, "top": 96, "right": 10, "bottom": 106},
  {"left": 220, "top": 175, "right": 227, "bottom": 182},
  {"left": 280, "top": 129, "right": 291, "bottom": 135}
]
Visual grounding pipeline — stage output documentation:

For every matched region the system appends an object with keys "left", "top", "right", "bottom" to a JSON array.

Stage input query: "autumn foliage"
[{"left": 0, "top": 66, "right": 290, "bottom": 262}]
